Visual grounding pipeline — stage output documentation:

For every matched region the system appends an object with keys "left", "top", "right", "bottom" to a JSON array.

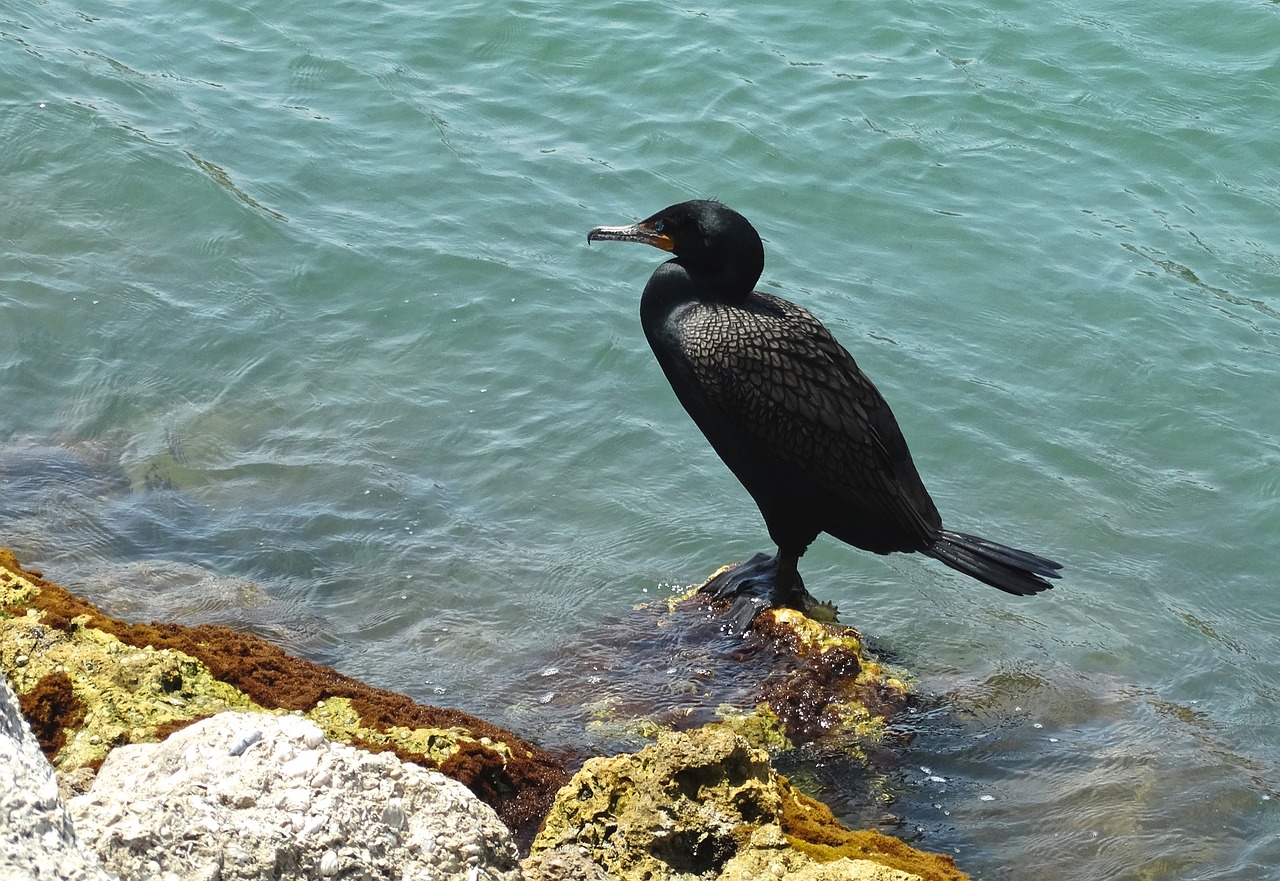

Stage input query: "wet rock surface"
[{"left": 494, "top": 578, "right": 913, "bottom": 762}]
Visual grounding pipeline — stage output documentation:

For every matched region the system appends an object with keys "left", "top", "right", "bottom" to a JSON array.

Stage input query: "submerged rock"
[
  {"left": 499, "top": 572, "right": 913, "bottom": 762},
  {"left": 528, "top": 724, "right": 970, "bottom": 881},
  {"left": 69, "top": 711, "right": 521, "bottom": 881}
]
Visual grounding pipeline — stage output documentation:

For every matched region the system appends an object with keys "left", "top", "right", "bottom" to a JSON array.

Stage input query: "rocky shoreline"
[{"left": 1, "top": 548, "right": 971, "bottom": 881}]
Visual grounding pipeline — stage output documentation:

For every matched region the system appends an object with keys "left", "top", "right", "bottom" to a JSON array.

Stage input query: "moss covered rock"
[
  {"left": 529, "top": 724, "right": 969, "bottom": 881},
  {"left": 0, "top": 548, "right": 567, "bottom": 842}
]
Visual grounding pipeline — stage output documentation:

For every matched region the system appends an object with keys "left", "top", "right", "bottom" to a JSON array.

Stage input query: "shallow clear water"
[{"left": 3, "top": 0, "right": 1278, "bottom": 877}]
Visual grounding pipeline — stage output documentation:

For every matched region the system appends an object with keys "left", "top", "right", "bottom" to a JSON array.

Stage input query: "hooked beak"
[{"left": 586, "top": 220, "right": 675, "bottom": 252}]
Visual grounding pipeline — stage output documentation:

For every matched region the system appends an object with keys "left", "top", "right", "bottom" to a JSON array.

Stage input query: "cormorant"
[{"left": 587, "top": 199, "right": 1061, "bottom": 631}]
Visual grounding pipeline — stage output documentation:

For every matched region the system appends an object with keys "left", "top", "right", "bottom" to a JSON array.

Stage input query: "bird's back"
[{"left": 662, "top": 290, "right": 942, "bottom": 554}]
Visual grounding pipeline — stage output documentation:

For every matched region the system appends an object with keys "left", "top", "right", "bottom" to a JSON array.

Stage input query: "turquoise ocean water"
[{"left": 3, "top": 0, "right": 1278, "bottom": 876}]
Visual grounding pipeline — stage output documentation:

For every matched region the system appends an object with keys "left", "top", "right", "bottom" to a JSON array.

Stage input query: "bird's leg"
[{"left": 700, "top": 548, "right": 815, "bottom": 634}]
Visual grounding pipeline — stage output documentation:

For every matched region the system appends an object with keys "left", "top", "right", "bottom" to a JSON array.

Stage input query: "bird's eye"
[{"left": 655, "top": 220, "right": 666, "bottom": 233}]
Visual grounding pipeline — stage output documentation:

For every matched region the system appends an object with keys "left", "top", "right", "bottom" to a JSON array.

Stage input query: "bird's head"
[{"left": 588, "top": 200, "right": 764, "bottom": 297}]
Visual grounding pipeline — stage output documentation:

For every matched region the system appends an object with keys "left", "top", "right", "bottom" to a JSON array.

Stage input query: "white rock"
[
  {"left": 0, "top": 672, "right": 116, "bottom": 881},
  {"left": 302, "top": 726, "right": 325, "bottom": 750},
  {"left": 298, "top": 814, "right": 327, "bottom": 839},
  {"left": 69, "top": 711, "right": 521, "bottom": 881},
  {"left": 280, "top": 749, "right": 319, "bottom": 779},
  {"left": 383, "top": 796, "right": 405, "bottom": 830}
]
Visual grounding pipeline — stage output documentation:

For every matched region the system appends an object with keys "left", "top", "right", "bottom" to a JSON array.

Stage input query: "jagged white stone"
[
  {"left": 0, "top": 672, "right": 117, "bottom": 881},
  {"left": 68, "top": 711, "right": 521, "bottom": 881}
]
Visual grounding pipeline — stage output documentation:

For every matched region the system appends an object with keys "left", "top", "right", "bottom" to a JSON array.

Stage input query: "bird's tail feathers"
[{"left": 923, "top": 530, "right": 1062, "bottom": 596}]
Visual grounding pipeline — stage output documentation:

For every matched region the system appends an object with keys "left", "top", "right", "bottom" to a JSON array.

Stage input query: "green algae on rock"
[
  {"left": 0, "top": 548, "right": 567, "bottom": 843},
  {"left": 1, "top": 606, "right": 263, "bottom": 772},
  {"left": 529, "top": 723, "right": 971, "bottom": 881},
  {"left": 712, "top": 702, "right": 794, "bottom": 752}
]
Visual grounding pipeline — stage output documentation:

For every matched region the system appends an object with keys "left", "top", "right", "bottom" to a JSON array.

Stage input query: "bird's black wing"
[{"left": 675, "top": 291, "right": 941, "bottom": 540}]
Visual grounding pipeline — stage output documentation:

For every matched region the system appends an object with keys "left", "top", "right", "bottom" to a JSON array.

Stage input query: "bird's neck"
[
  {"left": 640, "top": 259, "right": 756, "bottom": 318},
  {"left": 640, "top": 260, "right": 759, "bottom": 386}
]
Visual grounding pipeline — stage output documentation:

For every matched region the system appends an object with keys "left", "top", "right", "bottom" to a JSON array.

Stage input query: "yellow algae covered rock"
[
  {"left": 0, "top": 548, "right": 567, "bottom": 842},
  {"left": 529, "top": 723, "right": 969, "bottom": 881},
  {"left": 748, "top": 604, "right": 915, "bottom": 756},
  {"left": 0, "top": 559, "right": 38, "bottom": 608},
  {"left": 775, "top": 778, "right": 971, "bottom": 881},
  {"left": 2, "top": 549, "right": 971, "bottom": 879},
  {"left": 1, "top": 605, "right": 261, "bottom": 772},
  {"left": 304, "top": 694, "right": 513, "bottom": 768},
  {"left": 532, "top": 725, "right": 777, "bottom": 879},
  {"left": 719, "top": 822, "right": 922, "bottom": 880},
  {"left": 713, "top": 701, "right": 793, "bottom": 752}
]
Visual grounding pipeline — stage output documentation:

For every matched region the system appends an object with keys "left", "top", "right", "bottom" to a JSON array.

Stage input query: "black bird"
[{"left": 587, "top": 199, "right": 1061, "bottom": 631}]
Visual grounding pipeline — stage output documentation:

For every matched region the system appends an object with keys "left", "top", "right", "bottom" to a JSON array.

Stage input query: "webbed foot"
[{"left": 700, "top": 552, "right": 826, "bottom": 634}]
